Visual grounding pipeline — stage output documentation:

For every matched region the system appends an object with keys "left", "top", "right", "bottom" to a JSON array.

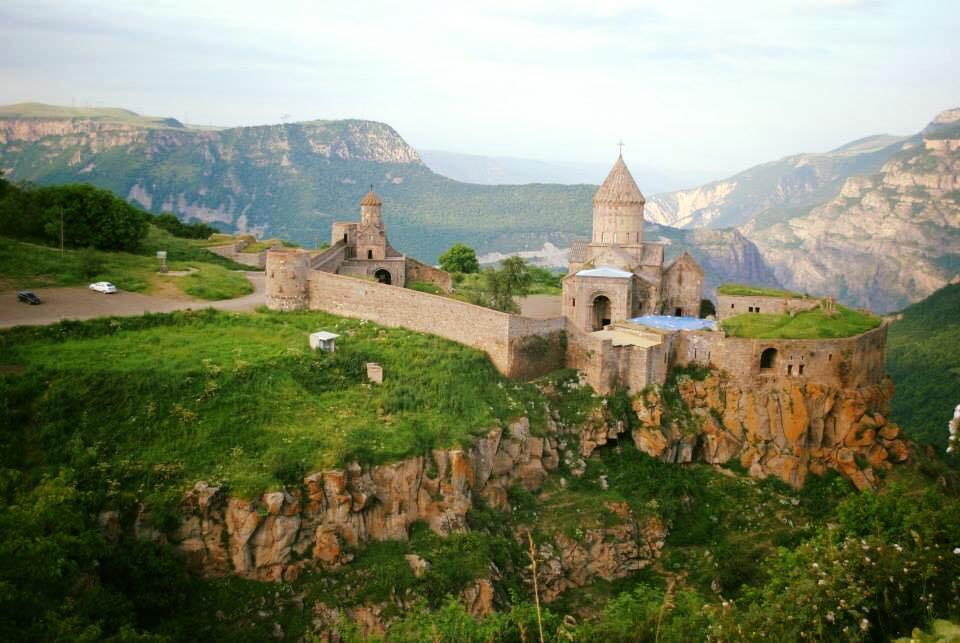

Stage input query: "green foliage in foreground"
[
  {"left": 717, "top": 283, "right": 808, "bottom": 298},
  {"left": 721, "top": 304, "right": 881, "bottom": 339},
  {"left": 887, "top": 284, "right": 960, "bottom": 453},
  {"left": 0, "top": 308, "right": 547, "bottom": 503}
]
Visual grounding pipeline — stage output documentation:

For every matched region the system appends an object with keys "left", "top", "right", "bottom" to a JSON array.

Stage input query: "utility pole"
[{"left": 59, "top": 206, "right": 64, "bottom": 257}]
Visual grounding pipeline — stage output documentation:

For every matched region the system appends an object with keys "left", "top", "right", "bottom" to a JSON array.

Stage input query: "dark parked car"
[{"left": 16, "top": 291, "right": 41, "bottom": 305}]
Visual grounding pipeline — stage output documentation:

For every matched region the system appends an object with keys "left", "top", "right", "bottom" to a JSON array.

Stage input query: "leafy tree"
[
  {"left": 439, "top": 243, "right": 480, "bottom": 274},
  {"left": 34, "top": 184, "right": 149, "bottom": 251},
  {"left": 77, "top": 247, "right": 104, "bottom": 278}
]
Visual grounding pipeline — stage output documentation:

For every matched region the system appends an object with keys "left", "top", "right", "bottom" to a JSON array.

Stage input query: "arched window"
[{"left": 760, "top": 348, "right": 777, "bottom": 370}]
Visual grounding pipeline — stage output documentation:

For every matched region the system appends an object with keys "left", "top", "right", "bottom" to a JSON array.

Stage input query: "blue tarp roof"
[{"left": 627, "top": 315, "right": 717, "bottom": 332}]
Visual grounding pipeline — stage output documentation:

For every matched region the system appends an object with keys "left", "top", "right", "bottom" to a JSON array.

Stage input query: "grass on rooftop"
[
  {"left": 0, "top": 308, "right": 548, "bottom": 504},
  {"left": 721, "top": 304, "right": 881, "bottom": 339},
  {"left": 717, "top": 284, "right": 809, "bottom": 298}
]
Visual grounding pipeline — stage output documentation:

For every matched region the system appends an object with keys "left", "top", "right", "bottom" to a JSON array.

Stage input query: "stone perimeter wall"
[
  {"left": 305, "top": 270, "right": 565, "bottom": 379},
  {"left": 676, "top": 324, "right": 888, "bottom": 389}
]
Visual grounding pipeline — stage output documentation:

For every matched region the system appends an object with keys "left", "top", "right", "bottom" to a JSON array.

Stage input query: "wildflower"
[
  {"left": 860, "top": 618, "right": 869, "bottom": 631},
  {"left": 953, "top": 547, "right": 960, "bottom": 555},
  {"left": 894, "top": 544, "right": 903, "bottom": 552},
  {"left": 826, "top": 612, "right": 835, "bottom": 623}
]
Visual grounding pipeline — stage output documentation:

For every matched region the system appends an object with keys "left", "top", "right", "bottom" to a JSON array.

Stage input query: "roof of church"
[
  {"left": 593, "top": 155, "right": 646, "bottom": 206},
  {"left": 360, "top": 190, "right": 382, "bottom": 206},
  {"left": 576, "top": 266, "right": 634, "bottom": 279}
]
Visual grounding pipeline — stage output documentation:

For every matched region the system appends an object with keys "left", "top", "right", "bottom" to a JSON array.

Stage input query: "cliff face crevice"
[
  {"left": 155, "top": 417, "right": 558, "bottom": 582},
  {"left": 626, "top": 373, "right": 909, "bottom": 490}
]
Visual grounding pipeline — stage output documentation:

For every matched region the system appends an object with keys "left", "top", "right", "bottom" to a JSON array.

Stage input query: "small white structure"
[
  {"left": 309, "top": 331, "right": 340, "bottom": 352},
  {"left": 366, "top": 362, "right": 383, "bottom": 384}
]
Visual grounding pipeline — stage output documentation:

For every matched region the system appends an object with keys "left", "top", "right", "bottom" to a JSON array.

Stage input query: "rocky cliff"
[
  {"left": 146, "top": 418, "right": 555, "bottom": 582},
  {"left": 645, "top": 134, "right": 909, "bottom": 230},
  {"left": 747, "top": 109, "right": 960, "bottom": 312},
  {"left": 622, "top": 372, "right": 909, "bottom": 491}
]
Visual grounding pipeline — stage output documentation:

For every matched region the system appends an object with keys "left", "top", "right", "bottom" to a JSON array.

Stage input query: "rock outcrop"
[
  {"left": 534, "top": 502, "right": 667, "bottom": 602},
  {"left": 630, "top": 372, "right": 910, "bottom": 490},
  {"left": 163, "top": 418, "right": 559, "bottom": 581}
]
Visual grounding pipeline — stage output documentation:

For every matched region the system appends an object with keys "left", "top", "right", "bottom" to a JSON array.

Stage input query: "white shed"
[{"left": 309, "top": 331, "right": 340, "bottom": 352}]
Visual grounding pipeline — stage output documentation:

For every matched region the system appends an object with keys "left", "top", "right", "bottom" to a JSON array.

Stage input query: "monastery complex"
[{"left": 265, "top": 155, "right": 888, "bottom": 395}]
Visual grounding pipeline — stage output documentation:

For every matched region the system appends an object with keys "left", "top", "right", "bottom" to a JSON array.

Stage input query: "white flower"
[
  {"left": 826, "top": 612, "right": 835, "bottom": 623},
  {"left": 860, "top": 618, "right": 870, "bottom": 631},
  {"left": 953, "top": 547, "right": 960, "bottom": 555},
  {"left": 894, "top": 544, "right": 903, "bottom": 552}
]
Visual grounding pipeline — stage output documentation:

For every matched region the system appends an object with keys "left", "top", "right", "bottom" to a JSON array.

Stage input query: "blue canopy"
[{"left": 627, "top": 315, "right": 717, "bottom": 332}]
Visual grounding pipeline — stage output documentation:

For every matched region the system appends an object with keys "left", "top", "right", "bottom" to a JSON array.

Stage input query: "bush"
[{"left": 77, "top": 246, "right": 104, "bottom": 278}]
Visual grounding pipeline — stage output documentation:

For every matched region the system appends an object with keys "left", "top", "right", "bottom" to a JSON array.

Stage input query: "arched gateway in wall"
[
  {"left": 592, "top": 295, "right": 611, "bottom": 331},
  {"left": 374, "top": 269, "right": 392, "bottom": 285}
]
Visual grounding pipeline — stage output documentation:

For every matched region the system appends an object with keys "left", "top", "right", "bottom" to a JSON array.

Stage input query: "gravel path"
[{"left": 0, "top": 272, "right": 265, "bottom": 328}]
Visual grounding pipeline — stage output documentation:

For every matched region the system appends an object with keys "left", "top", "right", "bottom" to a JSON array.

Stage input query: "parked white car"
[{"left": 89, "top": 281, "right": 118, "bottom": 294}]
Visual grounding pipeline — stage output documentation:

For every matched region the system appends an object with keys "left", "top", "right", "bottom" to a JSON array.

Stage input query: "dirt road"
[{"left": 0, "top": 272, "right": 265, "bottom": 328}]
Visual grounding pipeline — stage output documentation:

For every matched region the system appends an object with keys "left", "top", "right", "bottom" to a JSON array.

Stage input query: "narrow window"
[
  {"left": 828, "top": 353, "right": 833, "bottom": 361},
  {"left": 799, "top": 364, "right": 805, "bottom": 375},
  {"left": 343, "top": 233, "right": 348, "bottom": 243},
  {"left": 367, "top": 250, "right": 373, "bottom": 259},
  {"left": 572, "top": 298, "right": 576, "bottom": 307},
  {"left": 787, "top": 364, "right": 793, "bottom": 375},
  {"left": 756, "top": 307, "right": 761, "bottom": 313}
]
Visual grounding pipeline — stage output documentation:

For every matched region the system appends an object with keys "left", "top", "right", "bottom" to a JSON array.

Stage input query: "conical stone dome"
[
  {"left": 360, "top": 190, "right": 382, "bottom": 206},
  {"left": 593, "top": 155, "right": 645, "bottom": 205}
]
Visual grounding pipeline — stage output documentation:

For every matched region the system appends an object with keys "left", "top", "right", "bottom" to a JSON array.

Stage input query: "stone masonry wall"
[
  {"left": 675, "top": 325, "right": 888, "bottom": 389},
  {"left": 716, "top": 294, "right": 819, "bottom": 321},
  {"left": 405, "top": 257, "right": 453, "bottom": 292},
  {"left": 306, "top": 270, "right": 563, "bottom": 379}
]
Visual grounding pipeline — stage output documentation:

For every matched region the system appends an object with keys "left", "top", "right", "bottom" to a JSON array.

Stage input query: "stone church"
[{"left": 562, "top": 154, "right": 704, "bottom": 331}]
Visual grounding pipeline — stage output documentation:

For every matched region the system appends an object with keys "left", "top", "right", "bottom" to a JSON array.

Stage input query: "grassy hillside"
[
  {"left": 887, "top": 284, "right": 960, "bottom": 451},
  {"left": 0, "top": 228, "right": 253, "bottom": 300},
  {"left": 0, "top": 308, "right": 547, "bottom": 502}
]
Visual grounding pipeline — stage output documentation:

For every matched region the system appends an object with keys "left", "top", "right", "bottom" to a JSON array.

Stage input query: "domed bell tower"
[
  {"left": 591, "top": 153, "right": 646, "bottom": 249},
  {"left": 356, "top": 188, "right": 388, "bottom": 261}
]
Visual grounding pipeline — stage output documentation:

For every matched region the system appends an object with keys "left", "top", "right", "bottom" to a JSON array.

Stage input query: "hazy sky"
[{"left": 2, "top": 0, "right": 958, "bottom": 175}]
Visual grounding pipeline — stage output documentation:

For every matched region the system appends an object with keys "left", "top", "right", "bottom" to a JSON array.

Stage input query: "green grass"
[
  {"left": 178, "top": 264, "right": 253, "bottom": 299},
  {"left": 717, "top": 283, "right": 808, "bottom": 298},
  {"left": 0, "top": 308, "right": 549, "bottom": 502},
  {"left": 886, "top": 284, "right": 960, "bottom": 452},
  {"left": 721, "top": 304, "right": 881, "bottom": 339},
  {"left": 0, "top": 231, "right": 254, "bottom": 301}
]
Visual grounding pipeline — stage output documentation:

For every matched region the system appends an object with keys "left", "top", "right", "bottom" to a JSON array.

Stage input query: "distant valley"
[{"left": 1, "top": 102, "right": 957, "bottom": 311}]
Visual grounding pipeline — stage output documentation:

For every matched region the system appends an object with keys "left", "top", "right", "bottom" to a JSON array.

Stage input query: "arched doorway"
[
  {"left": 592, "top": 295, "right": 611, "bottom": 331},
  {"left": 760, "top": 347, "right": 777, "bottom": 370},
  {"left": 374, "top": 269, "right": 392, "bottom": 285}
]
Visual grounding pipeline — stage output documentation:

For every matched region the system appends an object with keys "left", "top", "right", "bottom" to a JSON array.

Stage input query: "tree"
[
  {"left": 479, "top": 256, "right": 533, "bottom": 313},
  {"left": 33, "top": 184, "right": 149, "bottom": 251},
  {"left": 439, "top": 243, "right": 479, "bottom": 274}
]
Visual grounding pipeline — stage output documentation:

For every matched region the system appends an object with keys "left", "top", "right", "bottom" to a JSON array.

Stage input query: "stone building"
[
  {"left": 264, "top": 190, "right": 451, "bottom": 311},
  {"left": 563, "top": 155, "right": 704, "bottom": 331}
]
